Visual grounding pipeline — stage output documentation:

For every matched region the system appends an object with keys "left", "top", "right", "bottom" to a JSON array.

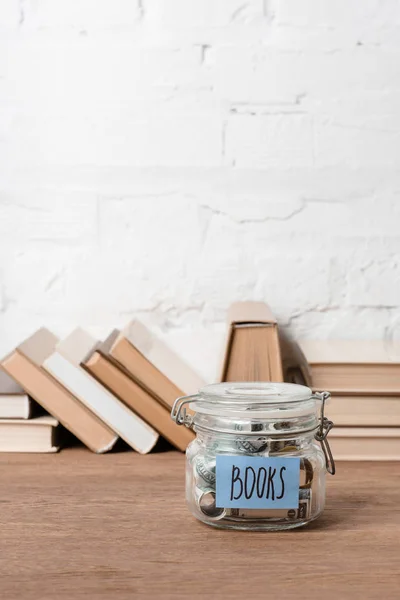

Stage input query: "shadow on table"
[
  {"left": 59, "top": 430, "right": 175, "bottom": 454},
  {"left": 301, "top": 494, "right": 369, "bottom": 532},
  {"left": 109, "top": 437, "right": 175, "bottom": 453}
]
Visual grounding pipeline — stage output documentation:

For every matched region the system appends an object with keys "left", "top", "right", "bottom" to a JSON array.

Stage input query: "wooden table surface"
[{"left": 0, "top": 448, "right": 399, "bottom": 599}]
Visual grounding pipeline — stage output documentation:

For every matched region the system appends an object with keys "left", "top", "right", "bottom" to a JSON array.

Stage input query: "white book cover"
[
  {"left": 0, "top": 394, "right": 31, "bottom": 419},
  {"left": 43, "top": 340, "right": 159, "bottom": 454},
  {"left": 0, "top": 416, "right": 59, "bottom": 453},
  {"left": 57, "top": 327, "right": 99, "bottom": 365}
]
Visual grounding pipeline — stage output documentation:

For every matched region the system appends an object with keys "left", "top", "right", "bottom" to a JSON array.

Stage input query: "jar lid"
[
  {"left": 199, "top": 382, "right": 312, "bottom": 406},
  {"left": 171, "top": 384, "right": 336, "bottom": 475},
  {"left": 187, "top": 382, "right": 318, "bottom": 421}
]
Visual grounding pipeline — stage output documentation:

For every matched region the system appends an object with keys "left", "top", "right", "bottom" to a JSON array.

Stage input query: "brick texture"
[{"left": 0, "top": 0, "right": 399, "bottom": 381}]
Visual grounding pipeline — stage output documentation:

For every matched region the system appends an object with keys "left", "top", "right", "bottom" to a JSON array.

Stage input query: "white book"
[
  {"left": 43, "top": 329, "right": 159, "bottom": 454},
  {"left": 0, "top": 416, "right": 59, "bottom": 453},
  {"left": 0, "top": 394, "right": 32, "bottom": 419},
  {"left": 0, "top": 368, "right": 32, "bottom": 419}
]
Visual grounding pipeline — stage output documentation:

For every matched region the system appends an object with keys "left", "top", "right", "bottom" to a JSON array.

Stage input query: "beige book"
[
  {"left": 220, "top": 302, "right": 284, "bottom": 382},
  {"left": 106, "top": 321, "right": 204, "bottom": 412},
  {"left": 0, "top": 367, "right": 32, "bottom": 419},
  {"left": 300, "top": 340, "right": 400, "bottom": 364},
  {"left": 0, "top": 415, "right": 59, "bottom": 453},
  {"left": 1, "top": 329, "right": 118, "bottom": 453},
  {"left": 84, "top": 350, "right": 195, "bottom": 452},
  {"left": 329, "top": 427, "right": 400, "bottom": 460},
  {"left": 0, "top": 394, "right": 32, "bottom": 419},
  {"left": 300, "top": 340, "right": 400, "bottom": 394},
  {"left": 326, "top": 395, "right": 400, "bottom": 426}
]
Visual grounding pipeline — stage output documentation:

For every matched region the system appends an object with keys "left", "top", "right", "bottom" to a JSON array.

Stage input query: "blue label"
[{"left": 215, "top": 455, "right": 300, "bottom": 509}]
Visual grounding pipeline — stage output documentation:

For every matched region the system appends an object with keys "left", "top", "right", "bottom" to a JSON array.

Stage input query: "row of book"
[
  {"left": 1, "top": 301, "right": 400, "bottom": 459},
  {"left": 302, "top": 340, "right": 400, "bottom": 461},
  {"left": 0, "top": 321, "right": 204, "bottom": 453}
]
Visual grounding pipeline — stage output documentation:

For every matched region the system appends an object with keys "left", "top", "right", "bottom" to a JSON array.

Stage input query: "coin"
[{"left": 197, "top": 489, "right": 226, "bottom": 519}]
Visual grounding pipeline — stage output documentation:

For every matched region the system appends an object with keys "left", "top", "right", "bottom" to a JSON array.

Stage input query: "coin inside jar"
[{"left": 198, "top": 490, "right": 225, "bottom": 519}]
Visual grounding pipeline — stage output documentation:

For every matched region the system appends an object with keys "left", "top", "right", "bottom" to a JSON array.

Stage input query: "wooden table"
[{"left": 0, "top": 449, "right": 399, "bottom": 599}]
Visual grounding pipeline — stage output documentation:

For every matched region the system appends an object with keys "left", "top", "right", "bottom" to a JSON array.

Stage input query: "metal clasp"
[
  {"left": 171, "top": 394, "right": 199, "bottom": 428},
  {"left": 313, "top": 391, "right": 336, "bottom": 475}
]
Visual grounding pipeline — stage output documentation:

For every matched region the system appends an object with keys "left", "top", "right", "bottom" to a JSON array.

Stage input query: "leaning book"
[{"left": 1, "top": 329, "right": 118, "bottom": 453}]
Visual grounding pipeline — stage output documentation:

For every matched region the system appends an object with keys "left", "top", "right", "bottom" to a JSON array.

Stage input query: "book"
[
  {"left": 326, "top": 395, "right": 400, "bottom": 426},
  {"left": 106, "top": 321, "right": 205, "bottom": 412},
  {"left": 1, "top": 328, "right": 118, "bottom": 453},
  {"left": 83, "top": 347, "right": 195, "bottom": 452},
  {"left": 0, "top": 394, "right": 32, "bottom": 419},
  {"left": 220, "top": 302, "right": 284, "bottom": 382},
  {"left": 329, "top": 427, "right": 400, "bottom": 460},
  {"left": 0, "top": 415, "right": 59, "bottom": 453},
  {"left": 0, "top": 367, "right": 32, "bottom": 418},
  {"left": 44, "top": 329, "right": 159, "bottom": 454},
  {"left": 300, "top": 340, "right": 400, "bottom": 394},
  {"left": 279, "top": 335, "right": 311, "bottom": 387}
]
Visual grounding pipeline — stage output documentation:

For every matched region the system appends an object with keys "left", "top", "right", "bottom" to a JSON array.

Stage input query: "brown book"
[
  {"left": 47, "top": 328, "right": 159, "bottom": 454},
  {"left": 300, "top": 340, "right": 400, "bottom": 394},
  {"left": 84, "top": 348, "right": 195, "bottom": 452},
  {"left": 1, "top": 329, "right": 118, "bottom": 453},
  {"left": 221, "top": 302, "right": 283, "bottom": 382},
  {"left": 327, "top": 395, "right": 400, "bottom": 426},
  {"left": 329, "top": 427, "right": 400, "bottom": 460},
  {"left": 106, "top": 321, "right": 205, "bottom": 412}
]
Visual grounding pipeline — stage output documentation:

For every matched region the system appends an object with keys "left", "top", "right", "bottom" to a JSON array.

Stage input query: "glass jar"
[{"left": 171, "top": 382, "right": 335, "bottom": 531}]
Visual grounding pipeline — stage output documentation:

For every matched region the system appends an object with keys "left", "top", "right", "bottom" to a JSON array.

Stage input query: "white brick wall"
[{"left": 1, "top": 0, "right": 400, "bottom": 381}]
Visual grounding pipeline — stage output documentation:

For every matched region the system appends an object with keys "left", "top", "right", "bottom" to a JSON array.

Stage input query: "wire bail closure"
[
  {"left": 171, "top": 394, "right": 199, "bottom": 428},
  {"left": 172, "top": 389, "right": 336, "bottom": 476},
  {"left": 313, "top": 391, "right": 336, "bottom": 475}
]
